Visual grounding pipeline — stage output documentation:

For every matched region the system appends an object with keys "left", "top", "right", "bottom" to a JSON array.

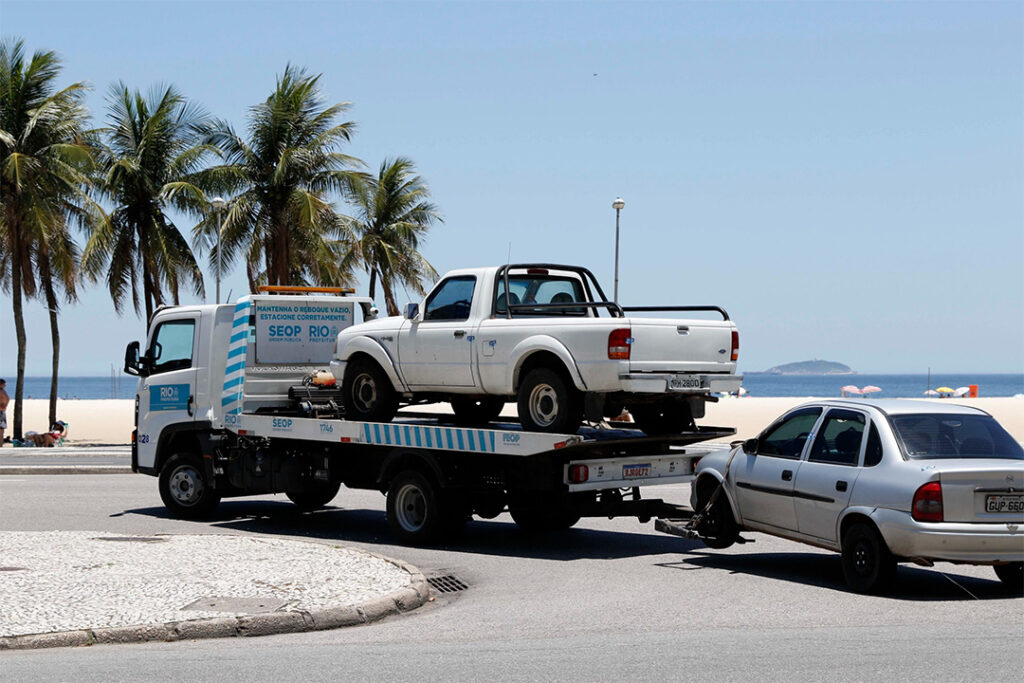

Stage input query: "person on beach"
[{"left": 0, "top": 379, "right": 8, "bottom": 446}]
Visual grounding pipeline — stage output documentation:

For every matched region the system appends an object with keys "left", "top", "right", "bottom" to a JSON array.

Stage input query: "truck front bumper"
[{"left": 617, "top": 373, "right": 743, "bottom": 394}]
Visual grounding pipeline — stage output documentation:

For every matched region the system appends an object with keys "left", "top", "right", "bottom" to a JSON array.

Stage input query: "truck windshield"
[
  {"left": 495, "top": 276, "right": 587, "bottom": 317},
  {"left": 890, "top": 414, "right": 1023, "bottom": 460}
]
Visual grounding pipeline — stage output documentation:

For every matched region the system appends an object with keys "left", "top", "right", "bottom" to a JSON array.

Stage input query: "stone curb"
[
  {"left": 0, "top": 465, "right": 133, "bottom": 475},
  {"left": 0, "top": 553, "right": 431, "bottom": 650}
]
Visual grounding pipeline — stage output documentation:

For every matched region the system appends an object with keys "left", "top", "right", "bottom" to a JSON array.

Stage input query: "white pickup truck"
[{"left": 331, "top": 264, "right": 742, "bottom": 435}]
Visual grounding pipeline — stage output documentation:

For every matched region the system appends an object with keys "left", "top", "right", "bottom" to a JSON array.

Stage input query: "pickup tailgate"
[{"left": 627, "top": 318, "right": 736, "bottom": 373}]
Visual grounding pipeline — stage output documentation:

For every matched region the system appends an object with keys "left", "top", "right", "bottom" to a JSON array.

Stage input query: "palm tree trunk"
[
  {"left": 381, "top": 277, "right": 399, "bottom": 317},
  {"left": 39, "top": 259, "right": 61, "bottom": 426},
  {"left": 368, "top": 267, "right": 377, "bottom": 300},
  {"left": 11, "top": 245, "right": 26, "bottom": 441}
]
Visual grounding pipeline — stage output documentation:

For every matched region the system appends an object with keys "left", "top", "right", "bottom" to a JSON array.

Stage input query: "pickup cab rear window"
[
  {"left": 891, "top": 414, "right": 1023, "bottom": 460},
  {"left": 494, "top": 276, "right": 587, "bottom": 317}
]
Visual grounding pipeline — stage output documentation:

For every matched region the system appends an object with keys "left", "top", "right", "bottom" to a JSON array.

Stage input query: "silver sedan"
[{"left": 690, "top": 399, "right": 1024, "bottom": 593}]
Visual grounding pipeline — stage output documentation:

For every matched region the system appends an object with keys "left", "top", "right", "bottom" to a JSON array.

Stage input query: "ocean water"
[{"left": 8, "top": 372, "right": 1024, "bottom": 400}]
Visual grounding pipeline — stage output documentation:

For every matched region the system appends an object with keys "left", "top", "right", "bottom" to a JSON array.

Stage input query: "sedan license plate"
[
  {"left": 669, "top": 376, "right": 703, "bottom": 390},
  {"left": 985, "top": 495, "right": 1024, "bottom": 513},
  {"left": 622, "top": 463, "right": 651, "bottom": 479}
]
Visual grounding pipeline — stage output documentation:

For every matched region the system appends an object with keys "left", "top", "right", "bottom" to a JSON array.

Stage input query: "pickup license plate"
[
  {"left": 622, "top": 463, "right": 651, "bottom": 479},
  {"left": 669, "top": 376, "right": 703, "bottom": 391},
  {"left": 986, "top": 495, "right": 1024, "bottom": 513}
]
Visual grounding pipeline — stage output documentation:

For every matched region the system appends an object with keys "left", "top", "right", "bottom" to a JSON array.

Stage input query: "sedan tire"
[
  {"left": 841, "top": 522, "right": 897, "bottom": 594},
  {"left": 993, "top": 562, "right": 1023, "bottom": 589}
]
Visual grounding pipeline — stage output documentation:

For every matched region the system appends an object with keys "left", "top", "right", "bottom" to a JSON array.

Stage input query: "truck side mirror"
[
  {"left": 742, "top": 438, "right": 759, "bottom": 455},
  {"left": 123, "top": 341, "right": 147, "bottom": 377},
  {"left": 404, "top": 302, "right": 420, "bottom": 320}
]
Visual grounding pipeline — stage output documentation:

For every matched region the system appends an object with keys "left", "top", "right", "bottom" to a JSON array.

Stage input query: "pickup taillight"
[
  {"left": 731, "top": 330, "right": 739, "bottom": 362},
  {"left": 608, "top": 328, "right": 631, "bottom": 360}
]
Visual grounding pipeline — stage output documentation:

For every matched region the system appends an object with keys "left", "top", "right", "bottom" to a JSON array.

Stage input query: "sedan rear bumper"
[{"left": 874, "top": 508, "right": 1024, "bottom": 563}]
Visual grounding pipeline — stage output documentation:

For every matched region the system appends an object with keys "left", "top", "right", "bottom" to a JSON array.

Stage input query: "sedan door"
[
  {"left": 398, "top": 276, "right": 478, "bottom": 388},
  {"left": 733, "top": 407, "right": 822, "bottom": 532},
  {"left": 793, "top": 408, "right": 867, "bottom": 543}
]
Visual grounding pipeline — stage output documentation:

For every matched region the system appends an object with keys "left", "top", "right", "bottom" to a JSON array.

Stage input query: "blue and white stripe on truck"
[
  {"left": 221, "top": 300, "right": 251, "bottom": 416},
  {"left": 360, "top": 422, "right": 499, "bottom": 453}
]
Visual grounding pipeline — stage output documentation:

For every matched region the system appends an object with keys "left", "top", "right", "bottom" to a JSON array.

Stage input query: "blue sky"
[{"left": 2, "top": 1, "right": 1022, "bottom": 376}]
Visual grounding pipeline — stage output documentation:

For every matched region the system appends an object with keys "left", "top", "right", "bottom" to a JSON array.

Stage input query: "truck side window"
[
  {"left": 148, "top": 320, "right": 195, "bottom": 374},
  {"left": 423, "top": 276, "right": 476, "bottom": 321}
]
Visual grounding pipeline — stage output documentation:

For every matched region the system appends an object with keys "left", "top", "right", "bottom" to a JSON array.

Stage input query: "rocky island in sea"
[{"left": 754, "top": 360, "right": 855, "bottom": 375}]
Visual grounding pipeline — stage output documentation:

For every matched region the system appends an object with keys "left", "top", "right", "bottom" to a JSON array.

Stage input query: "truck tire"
[
  {"left": 386, "top": 471, "right": 461, "bottom": 544},
  {"left": 343, "top": 358, "right": 398, "bottom": 423},
  {"left": 286, "top": 482, "right": 341, "bottom": 511},
  {"left": 509, "top": 501, "right": 581, "bottom": 533},
  {"left": 631, "top": 401, "right": 694, "bottom": 436},
  {"left": 451, "top": 397, "right": 505, "bottom": 426},
  {"left": 841, "top": 522, "right": 897, "bottom": 594},
  {"left": 517, "top": 367, "right": 583, "bottom": 434},
  {"left": 159, "top": 453, "right": 221, "bottom": 519}
]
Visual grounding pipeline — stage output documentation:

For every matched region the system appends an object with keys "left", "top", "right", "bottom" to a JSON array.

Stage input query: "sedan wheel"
[
  {"left": 993, "top": 562, "right": 1023, "bottom": 590},
  {"left": 841, "top": 522, "right": 896, "bottom": 593}
]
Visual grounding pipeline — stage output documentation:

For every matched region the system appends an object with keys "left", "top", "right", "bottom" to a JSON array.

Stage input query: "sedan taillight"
[{"left": 912, "top": 481, "right": 943, "bottom": 522}]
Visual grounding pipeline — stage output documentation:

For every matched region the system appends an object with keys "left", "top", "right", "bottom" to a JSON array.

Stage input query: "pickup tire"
[
  {"left": 159, "top": 453, "right": 221, "bottom": 519},
  {"left": 343, "top": 358, "right": 398, "bottom": 423},
  {"left": 286, "top": 482, "right": 341, "bottom": 511},
  {"left": 517, "top": 367, "right": 583, "bottom": 434},
  {"left": 451, "top": 397, "right": 505, "bottom": 426},
  {"left": 631, "top": 401, "right": 694, "bottom": 436}
]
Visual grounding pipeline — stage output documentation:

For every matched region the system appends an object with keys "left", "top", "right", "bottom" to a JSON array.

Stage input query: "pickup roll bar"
[{"left": 620, "top": 305, "right": 731, "bottom": 321}]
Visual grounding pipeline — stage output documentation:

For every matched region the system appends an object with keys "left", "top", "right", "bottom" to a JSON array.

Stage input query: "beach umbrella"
[
  {"left": 954, "top": 386, "right": 970, "bottom": 397},
  {"left": 936, "top": 386, "right": 955, "bottom": 394},
  {"left": 924, "top": 389, "right": 939, "bottom": 396},
  {"left": 861, "top": 385, "right": 882, "bottom": 394},
  {"left": 840, "top": 385, "right": 862, "bottom": 396}
]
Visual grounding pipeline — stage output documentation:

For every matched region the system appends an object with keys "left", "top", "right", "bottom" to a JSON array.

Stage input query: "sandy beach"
[{"left": 6, "top": 396, "right": 1024, "bottom": 446}]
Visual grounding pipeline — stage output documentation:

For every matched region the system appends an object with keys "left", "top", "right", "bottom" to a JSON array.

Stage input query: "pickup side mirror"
[
  {"left": 742, "top": 438, "right": 759, "bottom": 455},
  {"left": 404, "top": 302, "right": 420, "bottom": 320},
  {"left": 123, "top": 341, "right": 148, "bottom": 377}
]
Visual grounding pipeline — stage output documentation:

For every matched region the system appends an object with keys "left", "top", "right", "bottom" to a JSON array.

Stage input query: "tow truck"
[{"left": 125, "top": 286, "right": 734, "bottom": 543}]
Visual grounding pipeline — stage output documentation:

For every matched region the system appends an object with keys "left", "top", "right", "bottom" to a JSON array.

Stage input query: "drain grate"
[
  {"left": 92, "top": 536, "right": 169, "bottom": 543},
  {"left": 427, "top": 574, "right": 469, "bottom": 594}
]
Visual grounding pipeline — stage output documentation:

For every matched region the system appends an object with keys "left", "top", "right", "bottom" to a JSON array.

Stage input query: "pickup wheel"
[
  {"left": 343, "top": 359, "right": 398, "bottom": 423},
  {"left": 517, "top": 367, "right": 583, "bottom": 434},
  {"left": 386, "top": 471, "right": 461, "bottom": 544},
  {"left": 631, "top": 401, "right": 694, "bottom": 435},
  {"left": 451, "top": 397, "right": 505, "bottom": 426},
  {"left": 286, "top": 482, "right": 341, "bottom": 511},
  {"left": 158, "top": 453, "right": 221, "bottom": 519},
  {"left": 841, "top": 522, "right": 897, "bottom": 594}
]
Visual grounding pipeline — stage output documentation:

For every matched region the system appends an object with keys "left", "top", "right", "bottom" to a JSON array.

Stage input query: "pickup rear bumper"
[{"left": 617, "top": 373, "right": 743, "bottom": 394}]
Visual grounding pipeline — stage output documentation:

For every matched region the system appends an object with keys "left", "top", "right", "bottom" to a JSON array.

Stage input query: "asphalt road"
[{"left": 1, "top": 474, "right": 1021, "bottom": 681}]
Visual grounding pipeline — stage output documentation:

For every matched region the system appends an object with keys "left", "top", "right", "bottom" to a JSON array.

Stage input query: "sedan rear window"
[{"left": 890, "top": 414, "right": 1023, "bottom": 460}]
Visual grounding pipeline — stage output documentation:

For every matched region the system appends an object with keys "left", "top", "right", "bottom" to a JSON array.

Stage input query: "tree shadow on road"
[
  {"left": 668, "top": 550, "right": 1021, "bottom": 601},
  {"left": 121, "top": 499, "right": 705, "bottom": 561}
]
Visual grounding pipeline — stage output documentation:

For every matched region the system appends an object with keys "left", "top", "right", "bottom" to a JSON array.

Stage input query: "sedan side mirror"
[
  {"left": 404, "top": 302, "right": 420, "bottom": 321},
  {"left": 742, "top": 438, "right": 759, "bottom": 455}
]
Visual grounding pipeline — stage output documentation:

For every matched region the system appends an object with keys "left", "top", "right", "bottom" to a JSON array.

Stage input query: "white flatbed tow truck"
[{"left": 125, "top": 287, "right": 734, "bottom": 543}]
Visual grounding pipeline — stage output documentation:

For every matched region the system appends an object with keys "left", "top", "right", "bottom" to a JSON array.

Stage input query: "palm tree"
[
  {"left": 83, "top": 83, "right": 213, "bottom": 320},
  {"left": 349, "top": 158, "right": 441, "bottom": 315},
  {"left": 0, "top": 38, "right": 95, "bottom": 439},
  {"left": 197, "top": 65, "right": 361, "bottom": 292}
]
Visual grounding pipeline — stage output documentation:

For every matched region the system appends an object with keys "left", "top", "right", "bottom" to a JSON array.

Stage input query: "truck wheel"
[
  {"left": 343, "top": 359, "right": 398, "bottom": 423},
  {"left": 286, "top": 482, "right": 341, "bottom": 511},
  {"left": 631, "top": 401, "right": 694, "bottom": 435},
  {"left": 508, "top": 497, "right": 581, "bottom": 533},
  {"left": 451, "top": 397, "right": 505, "bottom": 426},
  {"left": 993, "top": 562, "right": 1023, "bottom": 589},
  {"left": 841, "top": 522, "right": 897, "bottom": 594},
  {"left": 695, "top": 489, "right": 739, "bottom": 549},
  {"left": 386, "top": 471, "right": 452, "bottom": 544},
  {"left": 158, "top": 453, "right": 221, "bottom": 519},
  {"left": 517, "top": 367, "right": 582, "bottom": 434}
]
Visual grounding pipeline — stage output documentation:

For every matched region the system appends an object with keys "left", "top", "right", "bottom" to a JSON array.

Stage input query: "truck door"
[
  {"left": 398, "top": 276, "right": 477, "bottom": 387},
  {"left": 136, "top": 312, "right": 201, "bottom": 469}
]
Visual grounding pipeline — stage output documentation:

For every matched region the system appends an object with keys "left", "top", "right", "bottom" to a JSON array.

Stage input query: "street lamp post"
[
  {"left": 211, "top": 196, "right": 226, "bottom": 304},
  {"left": 612, "top": 197, "right": 625, "bottom": 303}
]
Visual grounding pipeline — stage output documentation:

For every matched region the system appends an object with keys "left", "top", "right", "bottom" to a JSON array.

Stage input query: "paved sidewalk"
[{"left": 0, "top": 531, "right": 429, "bottom": 649}]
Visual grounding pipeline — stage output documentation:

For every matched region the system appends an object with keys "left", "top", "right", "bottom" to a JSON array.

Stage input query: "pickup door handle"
[
  {"left": 781, "top": 469, "right": 793, "bottom": 481},
  {"left": 836, "top": 480, "right": 848, "bottom": 492},
  {"left": 453, "top": 330, "right": 466, "bottom": 338}
]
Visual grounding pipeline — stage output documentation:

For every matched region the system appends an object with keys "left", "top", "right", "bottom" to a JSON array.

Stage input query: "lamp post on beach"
[
  {"left": 211, "top": 196, "right": 226, "bottom": 304},
  {"left": 612, "top": 197, "right": 625, "bottom": 303}
]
